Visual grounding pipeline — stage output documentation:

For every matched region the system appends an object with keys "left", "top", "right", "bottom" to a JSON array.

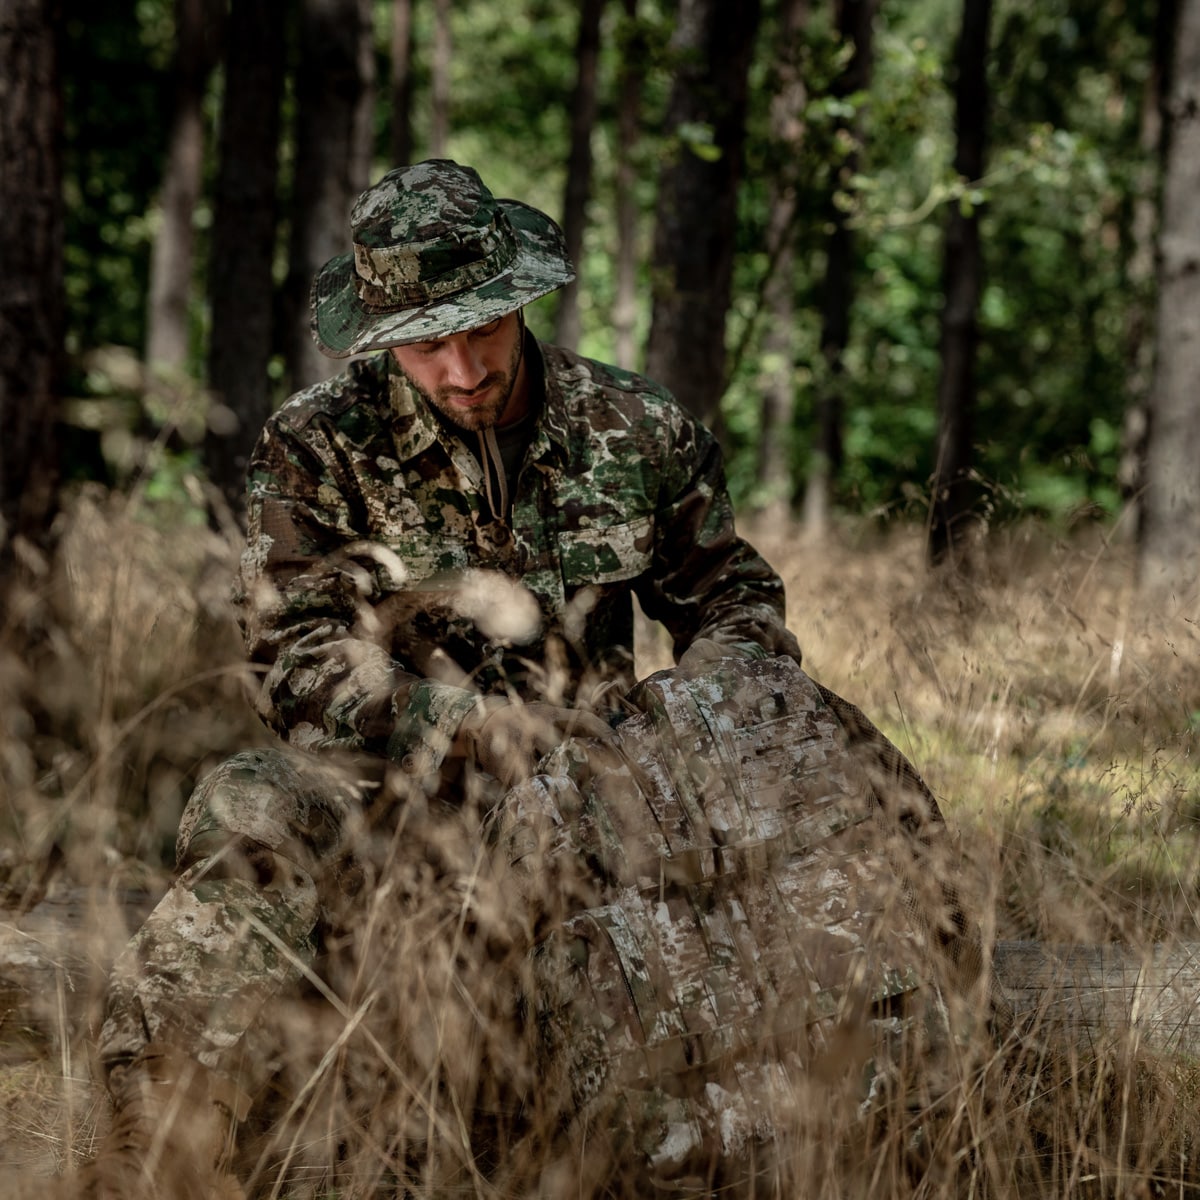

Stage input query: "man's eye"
[{"left": 472, "top": 319, "right": 502, "bottom": 339}]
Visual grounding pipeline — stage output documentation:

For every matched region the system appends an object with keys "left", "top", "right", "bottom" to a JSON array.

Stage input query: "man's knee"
[{"left": 176, "top": 747, "right": 365, "bottom": 881}]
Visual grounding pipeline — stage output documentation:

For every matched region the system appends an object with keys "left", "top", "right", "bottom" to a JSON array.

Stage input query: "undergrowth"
[{"left": 0, "top": 491, "right": 1197, "bottom": 1196}]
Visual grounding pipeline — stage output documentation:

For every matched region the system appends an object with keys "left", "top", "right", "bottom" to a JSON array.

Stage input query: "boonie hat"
[{"left": 311, "top": 159, "right": 574, "bottom": 358}]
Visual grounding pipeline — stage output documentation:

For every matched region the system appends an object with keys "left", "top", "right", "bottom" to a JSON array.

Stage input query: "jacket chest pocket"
[{"left": 558, "top": 515, "right": 654, "bottom": 587}]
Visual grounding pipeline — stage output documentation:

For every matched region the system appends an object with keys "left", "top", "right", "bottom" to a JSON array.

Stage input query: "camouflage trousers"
[{"left": 98, "top": 745, "right": 395, "bottom": 1079}]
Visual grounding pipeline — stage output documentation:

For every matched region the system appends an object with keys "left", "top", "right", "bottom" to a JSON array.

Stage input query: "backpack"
[{"left": 496, "top": 653, "right": 957, "bottom": 1179}]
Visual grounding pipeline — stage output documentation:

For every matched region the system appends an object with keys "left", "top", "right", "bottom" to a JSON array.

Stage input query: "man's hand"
[
  {"left": 677, "top": 637, "right": 763, "bottom": 672},
  {"left": 460, "top": 700, "right": 614, "bottom": 785}
]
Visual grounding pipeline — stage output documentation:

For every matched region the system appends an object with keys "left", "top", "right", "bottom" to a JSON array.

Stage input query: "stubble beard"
[{"left": 401, "top": 329, "right": 524, "bottom": 434}]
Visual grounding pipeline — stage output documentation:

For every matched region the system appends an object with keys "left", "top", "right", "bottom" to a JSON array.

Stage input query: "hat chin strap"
[
  {"left": 478, "top": 424, "right": 509, "bottom": 522},
  {"left": 514, "top": 309, "right": 526, "bottom": 375},
  {"left": 494, "top": 310, "right": 527, "bottom": 430},
  {"left": 477, "top": 310, "right": 530, "bottom": 521}
]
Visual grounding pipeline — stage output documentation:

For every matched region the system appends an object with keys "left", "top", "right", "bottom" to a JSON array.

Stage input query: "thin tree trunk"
[
  {"left": 204, "top": 0, "right": 288, "bottom": 525},
  {"left": 613, "top": 0, "right": 645, "bottom": 371},
  {"left": 554, "top": 0, "right": 605, "bottom": 351},
  {"left": 805, "top": 0, "right": 877, "bottom": 536},
  {"left": 0, "top": 0, "right": 64, "bottom": 557},
  {"left": 144, "top": 0, "right": 223, "bottom": 374},
  {"left": 644, "top": 0, "right": 761, "bottom": 433},
  {"left": 757, "top": 0, "right": 809, "bottom": 529},
  {"left": 430, "top": 0, "right": 451, "bottom": 156},
  {"left": 1139, "top": 0, "right": 1200, "bottom": 596},
  {"left": 927, "top": 0, "right": 992, "bottom": 569},
  {"left": 283, "top": 0, "right": 375, "bottom": 395},
  {"left": 390, "top": 0, "right": 415, "bottom": 167},
  {"left": 1118, "top": 0, "right": 1175, "bottom": 542}
]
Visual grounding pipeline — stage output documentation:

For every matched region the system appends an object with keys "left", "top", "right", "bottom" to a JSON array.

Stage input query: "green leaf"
[{"left": 676, "top": 120, "right": 722, "bottom": 162}]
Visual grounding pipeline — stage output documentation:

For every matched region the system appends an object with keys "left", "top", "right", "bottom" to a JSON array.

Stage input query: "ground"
[{"left": 2, "top": 492, "right": 1199, "bottom": 1195}]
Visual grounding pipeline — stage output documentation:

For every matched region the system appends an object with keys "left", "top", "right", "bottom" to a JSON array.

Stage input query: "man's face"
[{"left": 390, "top": 311, "right": 525, "bottom": 432}]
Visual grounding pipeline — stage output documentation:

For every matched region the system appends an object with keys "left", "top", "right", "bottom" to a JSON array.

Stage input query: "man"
[
  {"left": 58, "top": 160, "right": 806, "bottom": 1198},
  {"left": 238, "top": 158, "right": 801, "bottom": 787}
]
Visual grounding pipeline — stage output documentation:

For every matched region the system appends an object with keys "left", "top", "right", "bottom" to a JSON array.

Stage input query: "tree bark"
[
  {"left": 613, "top": 0, "right": 645, "bottom": 372},
  {"left": 144, "top": 0, "right": 223, "bottom": 374},
  {"left": 0, "top": 0, "right": 65, "bottom": 557},
  {"left": 644, "top": 0, "right": 761, "bottom": 433},
  {"left": 804, "top": 0, "right": 877, "bottom": 536},
  {"left": 429, "top": 0, "right": 451, "bottom": 156},
  {"left": 757, "top": 0, "right": 809, "bottom": 528},
  {"left": 282, "top": 0, "right": 375, "bottom": 395},
  {"left": 553, "top": 0, "right": 605, "bottom": 352},
  {"left": 389, "top": 0, "right": 415, "bottom": 167},
  {"left": 927, "top": 0, "right": 992, "bottom": 568},
  {"left": 1116, "top": 0, "right": 1175, "bottom": 540},
  {"left": 203, "top": 0, "right": 288, "bottom": 524},
  {"left": 1139, "top": 0, "right": 1200, "bottom": 596}
]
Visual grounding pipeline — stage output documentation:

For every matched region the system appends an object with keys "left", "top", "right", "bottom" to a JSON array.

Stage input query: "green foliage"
[
  {"left": 62, "top": 0, "right": 177, "bottom": 357},
  {"left": 715, "top": 0, "right": 1159, "bottom": 526},
  {"left": 437, "top": 0, "right": 577, "bottom": 201},
  {"left": 56, "top": 0, "right": 1165, "bottom": 532},
  {"left": 675, "top": 120, "right": 723, "bottom": 162}
]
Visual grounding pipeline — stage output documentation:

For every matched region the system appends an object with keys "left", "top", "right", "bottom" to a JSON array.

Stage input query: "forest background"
[
  {"left": 2, "top": 0, "right": 1200, "bottom": 1193},
  {"left": 4, "top": 0, "right": 1198, "bottom": 568}
]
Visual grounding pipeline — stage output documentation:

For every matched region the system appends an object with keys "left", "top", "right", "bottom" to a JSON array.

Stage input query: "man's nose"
[{"left": 442, "top": 335, "right": 487, "bottom": 390}]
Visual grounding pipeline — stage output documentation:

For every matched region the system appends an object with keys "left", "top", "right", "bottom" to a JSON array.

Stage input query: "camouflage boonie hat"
[{"left": 311, "top": 159, "right": 575, "bottom": 357}]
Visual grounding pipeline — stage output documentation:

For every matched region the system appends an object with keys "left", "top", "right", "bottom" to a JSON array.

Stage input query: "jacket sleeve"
[
  {"left": 236, "top": 416, "right": 480, "bottom": 778},
  {"left": 636, "top": 408, "right": 802, "bottom": 664}
]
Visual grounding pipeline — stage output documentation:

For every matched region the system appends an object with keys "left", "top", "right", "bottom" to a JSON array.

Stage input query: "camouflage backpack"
[{"left": 496, "top": 653, "right": 960, "bottom": 1180}]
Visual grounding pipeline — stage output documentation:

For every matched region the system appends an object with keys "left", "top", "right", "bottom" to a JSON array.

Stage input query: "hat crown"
[
  {"left": 349, "top": 161, "right": 518, "bottom": 311},
  {"left": 351, "top": 160, "right": 491, "bottom": 248}
]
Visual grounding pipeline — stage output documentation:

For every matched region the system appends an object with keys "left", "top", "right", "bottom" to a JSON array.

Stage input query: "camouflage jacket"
[{"left": 237, "top": 337, "right": 798, "bottom": 776}]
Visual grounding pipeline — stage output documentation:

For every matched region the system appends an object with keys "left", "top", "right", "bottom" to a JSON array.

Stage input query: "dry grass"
[
  {"left": 2, "top": 491, "right": 1199, "bottom": 1196},
  {"left": 751, "top": 516, "right": 1200, "bottom": 935}
]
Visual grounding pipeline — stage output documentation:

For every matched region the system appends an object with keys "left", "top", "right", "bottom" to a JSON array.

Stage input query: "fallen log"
[
  {"left": 0, "top": 886, "right": 159, "bottom": 1055},
  {"left": 4, "top": 886, "right": 1199, "bottom": 1062},
  {"left": 990, "top": 939, "right": 1200, "bottom": 1059}
]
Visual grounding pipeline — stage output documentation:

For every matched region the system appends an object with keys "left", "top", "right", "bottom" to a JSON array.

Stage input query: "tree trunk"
[
  {"left": 282, "top": 0, "right": 375, "bottom": 395},
  {"left": 144, "top": 0, "right": 223, "bottom": 374},
  {"left": 389, "top": 0, "right": 415, "bottom": 167},
  {"left": 553, "top": 0, "right": 605, "bottom": 352},
  {"left": 429, "top": 0, "right": 451, "bottom": 156},
  {"left": 803, "top": 0, "right": 877, "bottom": 537},
  {"left": 1116, "top": 0, "right": 1174, "bottom": 541},
  {"left": 203, "top": 0, "right": 288, "bottom": 525},
  {"left": 0, "top": 0, "right": 64, "bottom": 558},
  {"left": 927, "top": 0, "right": 992, "bottom": 569},
  {"left": 757, "top": 0, "right": 809, "bottom": 529},
  {"left": 1139, "top": 0, "right": 1200, "bottom": 596},
  {"left": 612, "top": 0, "right": 645, "bottom": 372},
  {"left": 644, "top": 0, "right": 761, "bottom": 433}
]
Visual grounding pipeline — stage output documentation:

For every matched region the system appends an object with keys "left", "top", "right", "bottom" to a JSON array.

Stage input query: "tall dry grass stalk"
[{"left": 1, "top": 494, "right": 1198, "bottom": 1196}]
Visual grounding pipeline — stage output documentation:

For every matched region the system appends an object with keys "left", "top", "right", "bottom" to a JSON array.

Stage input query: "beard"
[{"left": 399, "top": 326, "right": 524, "bottom": 433}]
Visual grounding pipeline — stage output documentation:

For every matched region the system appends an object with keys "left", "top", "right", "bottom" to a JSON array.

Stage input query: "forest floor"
[{"left": 2, "top": 487, "right": 1199, "bottom": 1196}]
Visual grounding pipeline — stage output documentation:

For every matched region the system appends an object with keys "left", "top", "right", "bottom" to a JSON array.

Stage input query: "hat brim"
[{"left": 310, "top": 200, "right": 575, "bottom": 358}]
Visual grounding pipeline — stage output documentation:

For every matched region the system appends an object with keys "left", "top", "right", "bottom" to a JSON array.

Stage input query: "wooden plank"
[{"left": 992, "top": 940, "right": 1200, "bottom": 1058}]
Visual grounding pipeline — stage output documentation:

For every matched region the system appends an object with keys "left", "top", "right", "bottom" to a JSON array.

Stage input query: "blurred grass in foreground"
[{"left": 0, "top": 491, "right": 1197, "bottom": 1196}]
